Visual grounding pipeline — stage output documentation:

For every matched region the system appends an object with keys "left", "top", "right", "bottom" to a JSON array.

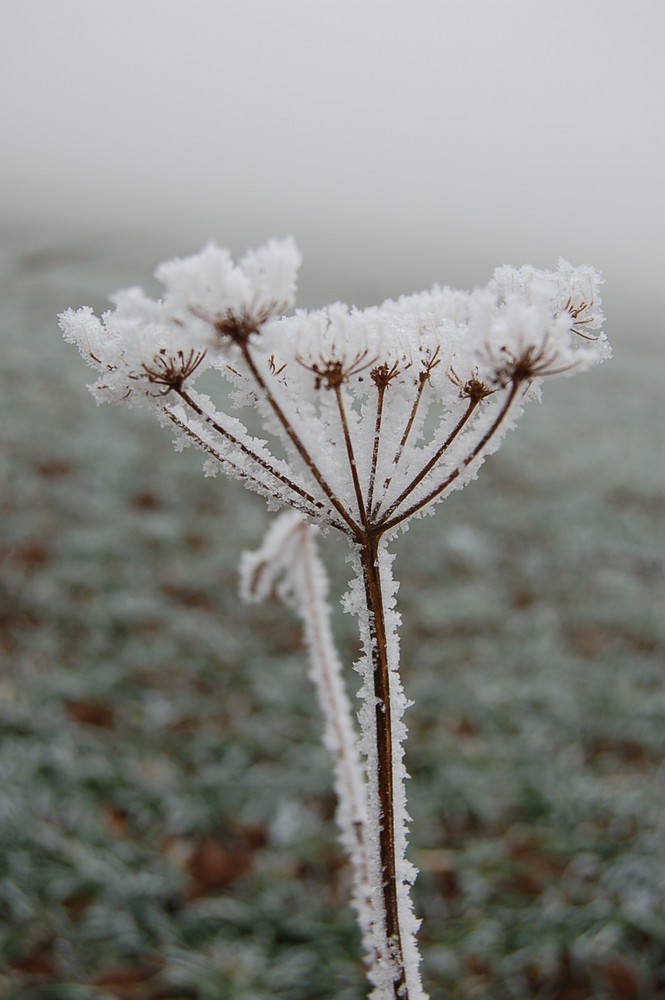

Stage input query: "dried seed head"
[
  {"left": 370, "top": 361, "right": 401, "bottom": 389},
  {"left": 61, "top": 244, "right": 610, "bottom": 533},
  {"left": 448, "top": 367, "right": 494, "bottom": 402},
  {"left": 488, "top": 335, "right": 578, "bottom": 388},
  {"left": 141, "top": 348, "right": 207, "bottom": 394}
]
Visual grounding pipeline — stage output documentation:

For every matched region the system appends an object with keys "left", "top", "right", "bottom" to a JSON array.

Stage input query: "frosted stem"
[
  {"left": 166, "top": 411, "right": 280, "bottom": 498},
  {"left": 241, "top": 342, "right": 363, "bottom": 538},
  {"left": 355, "top": 536, "right": 426, "bottom": 1000},
  {"left": 380, "top": 381, "right": 521, "bottom": 533},
  {"left": 176, "top": 386, "right": 328, "bottom": 517},
  {"left": 394, "top": 372, "right": 427, "bottom": 467},
  {"left": 378, "top": 396, "right": 479, "bottom": 524},
  {"left": 367, "top": 382, "right": 387, "bottom": 518},
  {"left": 334, "top": 384, "right": 368, "bottom": 529},
  {"left": 295, "top": 523, "right": 376, "bottom": 964},
  {"left": 379, "top": 375, "right": 426, "bottom": 505}
]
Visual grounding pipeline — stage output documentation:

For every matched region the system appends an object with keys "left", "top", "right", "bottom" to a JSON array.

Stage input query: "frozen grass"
[{"left": 1, "top": 231, "right": 664, "bottom": 999}]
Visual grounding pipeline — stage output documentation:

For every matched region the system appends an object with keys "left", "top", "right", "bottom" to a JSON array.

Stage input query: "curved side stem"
[
  {"left": 240, "top": 514, "right": 377, "bottom": 968},
  {"left": 295, "top": 524, "right": 376, "bottom": 962},
  {"left": 165, "top": 411, "right": 287, "bottom": 504},
  {"left": 165, "top": 408, "right": 345, "bottom": 532}
]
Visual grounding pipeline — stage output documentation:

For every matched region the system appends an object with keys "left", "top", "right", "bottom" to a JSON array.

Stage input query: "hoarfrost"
[{"left": 62, "top": 238, "right": 610, "bottom": 999}]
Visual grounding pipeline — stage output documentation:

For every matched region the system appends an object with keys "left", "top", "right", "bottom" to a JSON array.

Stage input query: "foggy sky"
[{"left": 1, "top": 0, "right": 663, "bottom": 309}]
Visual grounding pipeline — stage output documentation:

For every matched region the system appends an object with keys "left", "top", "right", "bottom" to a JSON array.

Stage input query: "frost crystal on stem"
[{"left": 61, "top": 239, "right": 610, "bottom": 999}]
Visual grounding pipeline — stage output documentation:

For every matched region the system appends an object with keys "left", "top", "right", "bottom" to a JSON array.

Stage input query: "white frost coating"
[
  {"left": 59, "top": 244, "right": 609, "bottom": 538},
  {"left": 344, "top": 543, "right": 428, "bottom": 999},
  {"left": 377, "top": 542, "right": 426, "bottom": 1000},
  {"left": 239, "top": 513, "right": 376, "bottom": 966},
  {"left": 61, "top": 239, "right": 610, "bottom": 999},
  {"left": 154, "top": 237, "right": 302, "bottom": 328},
  {"left": 344, "top": 545, "right": 388, "bottom": 990}
]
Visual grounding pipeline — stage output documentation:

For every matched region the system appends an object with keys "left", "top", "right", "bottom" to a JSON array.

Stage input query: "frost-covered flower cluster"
[
  {"left": 61, "top": 240, "right": 609, "bottom": 1000},
  {"left": 60, "top": 238, "right": 608, "bottom": 541}
]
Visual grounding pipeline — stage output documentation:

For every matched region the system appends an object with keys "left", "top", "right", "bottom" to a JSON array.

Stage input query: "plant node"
[{"left": 297, "top": 349, "right": 377, "bottom": 390}]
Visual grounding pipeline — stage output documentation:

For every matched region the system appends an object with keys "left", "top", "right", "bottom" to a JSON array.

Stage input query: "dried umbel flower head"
[
  {"left": 60, "top": 242, "right": 609, "bottom": 540},
  {"left": 61, "top": 240, "right": 610, "bottom": 1000}
]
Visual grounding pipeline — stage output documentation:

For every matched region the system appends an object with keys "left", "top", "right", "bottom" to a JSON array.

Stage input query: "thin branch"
[
  {"left": 378, "top": 396, "right": 480, "bottom": 525},
  {"left": 334, "top": 385, "right": 368, "bottom": 530},
  {"left": 381, "top": 348, "right": 440, "bottom": 504},
  {"left": 166, "top": 411, "right": 286, "bottom": 503},
  {"left": 396, "top": 373, "right": 428, "bottom": 465},
  {"left": 241, "top": 343, "right": 363, "bottom": 539},
  {"left": 380, "top": 382, "right": 521, "bottom": 532},
  {"left": 367, "top": 383, "right": 386, "bottom": 519},
  {"left": 177, "top": 387, "right": 327, "bottom": 517},
  {"left": 380, "top": 373, "right": 428, "bottom": 505}
]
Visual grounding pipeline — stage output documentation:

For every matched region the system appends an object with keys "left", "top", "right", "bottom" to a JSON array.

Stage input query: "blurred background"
[
  {"left": 1, "top": 0, "right": 664, "bottom": 310},
  {"left": 0, "top": 2, "right": 663, "bottom": 998}
]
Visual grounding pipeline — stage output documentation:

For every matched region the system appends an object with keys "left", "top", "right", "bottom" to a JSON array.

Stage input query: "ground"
[{"left": 0, "top": 230, "right": 663, "bottom": 999}]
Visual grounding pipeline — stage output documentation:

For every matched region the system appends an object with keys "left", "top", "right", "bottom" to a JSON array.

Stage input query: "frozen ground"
[{"left": 0, "top": 228, "right": 663, "bottom": 999}]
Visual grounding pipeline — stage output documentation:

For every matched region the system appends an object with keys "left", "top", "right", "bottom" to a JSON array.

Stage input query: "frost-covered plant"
[{"left": 60, "top": 239, "right": 609, "bottom": 999}]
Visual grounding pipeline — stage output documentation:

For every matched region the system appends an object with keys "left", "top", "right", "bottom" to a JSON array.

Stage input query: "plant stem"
[
  {"left": 380, "top": 382, "right": 520, "bottom": 532},
  {"left": 176, "top": 387, "right": 327, "bottom": 516},
  {"left": 295, "top": 523, "right": 376, "bottom": 962},
  {"left": 367, "top": 382, "right": 386, "bottom": 518},
  {"left": 241, "top": 343, "right": 363, "bottom": 538},
  {"left": 360, "top": 533, "right": 409, "bottom": 999},
  {"left": 165, "top": 411, "right": 283, "bottom": 504},
  {"left": 334, "top": 385, "right": 368, "bottom": 529},
  {"left": 378, "top": 396, "right": 479, "bottom": 524}
]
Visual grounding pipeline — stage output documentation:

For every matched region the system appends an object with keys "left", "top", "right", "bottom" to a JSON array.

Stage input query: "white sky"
[{"left": 0, "top": 0, "right": 663, "bottom": 309}]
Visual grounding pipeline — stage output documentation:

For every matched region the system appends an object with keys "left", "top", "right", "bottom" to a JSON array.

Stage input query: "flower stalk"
[{"left": 360, "top": 533, "right": 408, "bottom": 997}]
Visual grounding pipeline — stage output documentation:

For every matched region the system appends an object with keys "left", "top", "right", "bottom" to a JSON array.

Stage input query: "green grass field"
[{"left": 1, "top": 231, "right": 663, "bottom": 999}]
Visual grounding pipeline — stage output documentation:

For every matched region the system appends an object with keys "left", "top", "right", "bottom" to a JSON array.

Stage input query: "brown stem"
[
  {"left": 380, "top": 382, "right": 520, "bottom": 533},
  {"left": 334, "top": 385, "right": 368, "bottom": 529},
  {"left": 378, "top": 396, "right": 479, "bottom": 525},
  {"left": 396, "top": 373, "right": 427, "bottom": 462},
  {"left": 166, "top": 411, "right": 290, "bottom": 509},
  {"left": 241, "top": 344, "right": 363, "bottom": 538},
  {"left": 360, "top": 534, "right": 408, "bottom": 999},
  {"left": 380, "top": 373, "right": 427, "bottom": 503},
  {"left": 367, "top": 384, "right": 386, "bottom": 518}
]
